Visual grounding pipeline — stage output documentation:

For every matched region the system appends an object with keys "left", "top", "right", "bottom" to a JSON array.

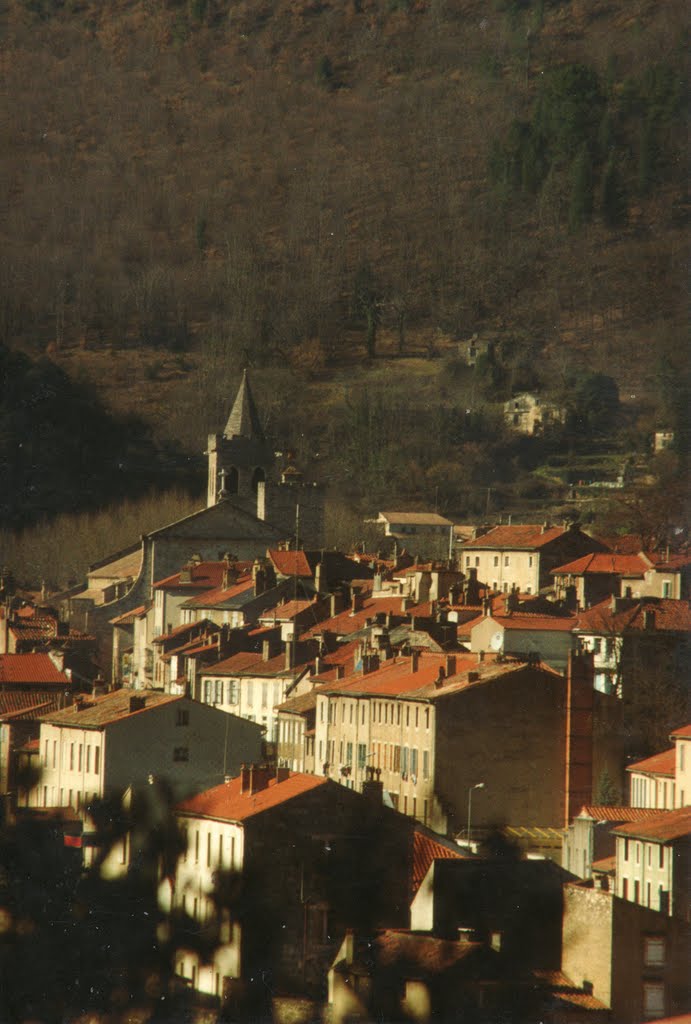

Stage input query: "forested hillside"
[{"left": 0, "top": 0, "right": 688, "bottom": 576}]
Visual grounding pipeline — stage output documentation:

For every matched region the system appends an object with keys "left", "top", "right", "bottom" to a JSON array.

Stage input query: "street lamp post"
[{"left": 467, "top": 782, "right": 485, "bottom": 848}]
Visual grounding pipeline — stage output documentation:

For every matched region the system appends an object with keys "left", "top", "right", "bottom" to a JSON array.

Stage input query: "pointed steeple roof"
[{"left": 223, "top": 370, "right": 266, "bottom": 441}]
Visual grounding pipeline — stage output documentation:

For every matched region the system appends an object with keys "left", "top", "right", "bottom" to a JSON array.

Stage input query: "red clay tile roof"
[
  {"left": 41, "top": 689, "right": 182, "bottom": 729},
  {"left": 671, "top": 724, "right": 691, "bottom": 739},
  {"left": 575, "top": 598, "right": 691, "bottom": 634},
  {"left": 551, "top": 552, "right": 649, "bottom": 576},
  {"left": 260, "top": 599, "right": 318, "bottom": 621},
  {"left": 153, "top": 561, "right": 231, "bottom": 591},
  {"left": 650, "top": 552, "right": 691, "bottom": 570},
  {"left": 110, "top": 604, "right": 149, "bottom": 626},
  {"left": 176, "top": 771, "right": 328, "bottom": 822},
  {"left": 268, "top": 550, "right": 314, "bottom": 578},
  {"left": 591, "top": 855, "right": 616, "bottom": 873},
  {"left": 0, "top": 654, "right": 71, "bottom": 686},
  {"left": 612, "top": 806, "right": 691, "bottom": 843},
  {"left": 596, "top": 534, "right": 646, "bottom": 555},
  {"left": 374, "top": 930, "right": 485, "bottom": 972},
  {"left": 461, "top": 524, "right": 568, "bottom": 550},
  {"left": 179, "top": 576, "right": 254, "bottom": 608},
  {"left": 301, "top": 596, "right": 414, "bottom": 639},
  {"left": 202, "top": 650, "right": 263, "bottom": 675},
  {"left": 412, "top": 830, "right": 464, "bottom": 892},
  {"left": 486, "top": 613, "right": 576, "bottom": 632},
  {"left": 533, "top": 971, "right": 609, "bottom": 1011},
  {"left": 153, "top": 619, "right": 220, "bottom": 644},
  {"left": 0, "top": 693, "right": 61, "bottom": 719},
  {"left": 627, "top": 748, "right": 676, "bottom": 777},
  {"left": 577, "top": 805, "right": 664, "bottom": 822}
]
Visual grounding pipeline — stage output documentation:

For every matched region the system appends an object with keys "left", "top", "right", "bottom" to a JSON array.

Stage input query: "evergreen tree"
[
  {"left": 568, "top": 144, "right": 593, "bottom": 231},
  {"left": 601, "top": 154, "right": 628, "bottom": 227}
]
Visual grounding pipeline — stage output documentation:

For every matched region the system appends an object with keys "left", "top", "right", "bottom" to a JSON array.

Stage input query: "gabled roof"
[
  {"left": 461, "top": 524, "right": 568, "bottom": 550},
  {"left": 551, "top": 552, "right": 649, "bottom": 577},
  {"left": 0, "top": 654, "right": 71, "bottom": 687},
  {"left": 110, "top": 604, "right": 149, "bottom": 626},
  {"left": 575, "top": 598, "right": 691, "bottom": 634},
  {"left": 0, "top": 693, "right": 61, "bottom": 720},
  {"left": 612, "top": 806, "right": 691, "bottom": 843},
  {"left": 626, "top": 748, "right": 676, "bottom": 777},
  {"left": 179, "top": 576, "right": 254, "bottom": 609},
  {"left": 176, "top": 771, "right": 328, "bottom": 822},
  {"left": 301, "top": 596, "right": 411, "bottom": 640},
  {"left": 153, "top": 561, "right": 232, "bottom": 591},
  {"left": 152, "top": 618, "right": 220, "bottom": 644},
  {"left": 481, "top": 613, "right": 576, "bottom": 633},
  {"left": 670, "top": 724, "right": 691, "bottom": 740},
  {"left": 41, "top": 689, "right": 182, "bottom": 729},
  {"left": 223, "top": 369, "right": 265, "bottom": 441},
  {"left": 268, "top": 549, "right": 314, "bottom": 578},
  {"left": 412, "top": 829, "right": 464, "bottom": 893}
]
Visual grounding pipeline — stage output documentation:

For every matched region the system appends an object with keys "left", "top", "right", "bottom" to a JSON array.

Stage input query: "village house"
[
  {"left": 0, "top": 692, "right": 62, "bottom": 807},
  {"left": 574, "top": 596, "right": 691, "bottom": 697},
  {"left": 613, "top": 806, "right": 690, "bottom": 918},
  {"left": 110, "top": 601, "right": 152, "bottom": 688},
  {"left": 562, "top": 806, "right": 662, "bottom": 882},
  {"left": 628, "top": 748, "right": 677, "bottom": 811},
  {"left": 313, "top": 650, "right": 621, "bottom": 837},
  {"left": 0, "top": 652, "right": 74, "bottom": 699},
  {"left": 561, "top": 880, "right": 689, "bottom": 1023},
  {"left": 196, "top": 646, "right": 311, "bottom": 747},
  {"left": 468, "top": 599, "right": 577, "bottom": 672},
  {"left": 170, "top": 766, "right": 413, "bottom": 1002},
  {"left": 33, "top": 689, "right": 262, "bottom": 813},
  {"left": 620, "top": 551, "right": 691, "bottom": 601},
  {"left": 551, "top": 551, "right": 652, "bottom": 610},
  {"left": 460, "top": 522, "right": 606, "bottom": 595}
]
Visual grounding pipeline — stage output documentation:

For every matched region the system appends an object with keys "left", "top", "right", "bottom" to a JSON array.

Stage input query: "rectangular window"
[
  {"left": 94, "top": 746, "right": 100, "bottom": 774},
  {"left": 504, "top": 555, "right": 510, "bottom": 566},
  {"left": 173, "top": 747, "right": 189, "bottom": 762},
  {"left": 195, "top": 830, "right": 200, "bottom": 863},
  {"left": 528, "top": 556, "right": 533, "bottom": 567},
  {"left": 493, "top": 555, "right": 499, "bottom": 567},
  {"left": 401, "top": 747, "right": 409, "bottom": 776},
  {"left": 176, "top": 708, "right": 189, "bottom": 726},
  {"left": 69, "top": 744, "right": 74, "bottom": 771},
  {"left": 349, "top": 703, "right": 353, "bottom": 725},
  {"left": 659, "top": 845, "right": 664, "bottom": 869},
  {"left": 53, "top": 740, "right": 57, "bottom": 768},
  {"left": 423, "top": 750, "right": 429, "bottom": 780},
  {"left": 425, "top": 708, "right": 430, "bottom": 730},
  {"left": 593, "top": 638, "right": 602, "bottom": 655},
  {"left": 410, "top": 749, "right": 418, "bottom": 778},
  {"left": 406, "top": 707, "right": 410, "bottom": 727},
  {"left": 320, "top": 701, "right": 324, "bottom": 723},
  {"left": 415, "top": 707, "right": 419, "bottom": 728},
  {"left": 393, "top": 746, "right": 400, "bottom": 772},
  {"left": 397, "top": 704, "right": 401, "bottom": 725},
  {"left": 207, "top": 832, "right": 212, "bottom": 867},
  {"left": 261, "top": 682, "right": 268, "bottom": 708},
  {"left": 362, "top": 704, "right": 365, "bottom": 724},
  {"left": 215, "top": 679, "right": 224, "bottom": 704},
  {"left": 227, "top": 681, "right": 237, "bottom": 704},
  {"left": 357, "top": 744, "right": 367, "bottom": 770},
  {"left": 643, "top": 982, "right": 665, "bottom": 1019},
  {"left": 204, "top": 679, "right": 212, "bottom": 703},
  {"left": 346, "top": 742, "right": 353, "bottom": 766},
  {"left": 86, "top": 746, "right": 91, "bottom": 773},
  {"left": 78, "top": 745, "right": 83, "bottom": 771},
  {"left": 247, "top": 681, "right": 254, "bottom": 707},
  {"left": 662, "top": 580, "right": 671, "bottom": 598}
]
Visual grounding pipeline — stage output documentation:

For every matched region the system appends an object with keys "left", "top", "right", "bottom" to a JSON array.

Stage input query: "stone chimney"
[
  {"left": 351, "top": 589, "right": 364, "bottom": 614},
  {"left": 362, "top": 765, "right": 384, "bottom": 810},
  {"left": 330, "top": 590, "right": 345, "bottom": 617},
  {"left": 410, "top": 651, "right": 419, "bottom": 672},
  {"left": 434, "top": 666, "right": 446, "bottom": 689},
  {"left": 252, "top": 560, "right": 266, "bottom": 596},
  {"left": 315, "top": 562, "right": 325, "bottom": 594},
  {"left": 506, "top": 587, "right": 519, "bottom": 614},
  {"left": 445, "top": 654, "right": 457, "bottom": 676},
  {"left": 242, "top": 764, "right": 274, "bottom": 795},
  {"left": 482, "top": 597, "right": 491, "bottom": 617},
  {"left": 129, "top": 695, "right": 146, "bottom": 713},
  {"left": 275, "top": 766, "right": 290, "bottom": 783}
]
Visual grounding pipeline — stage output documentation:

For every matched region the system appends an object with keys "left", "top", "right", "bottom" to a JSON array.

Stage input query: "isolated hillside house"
[
  {"left": 562, "top": 881, "right": 690, "bottom": 1023},
  {"left": 460, "top": 523, "right": 606, "bottom": 595},
  {"left": 313, "top": 650, "right": 621, "bottom": 837},
  {"left": 33, "top": 690, "right": 262, "bottom": 813},
  {"left": 61, "top": 372, "right": 324, "bottom": 680},
  {"left": 503, "top": 393, "right": 566, "bottom": 435},
  {"left": 170, "top": 767, "right": 413, "bottom": 1001}
]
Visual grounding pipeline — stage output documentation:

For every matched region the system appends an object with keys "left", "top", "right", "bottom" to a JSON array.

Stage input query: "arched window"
[
  {"left": 226, "top": 467, "right": 239, "bottom": 494},
  {"left": 251, "top": 466, "right": 266, "bottom": 494}
]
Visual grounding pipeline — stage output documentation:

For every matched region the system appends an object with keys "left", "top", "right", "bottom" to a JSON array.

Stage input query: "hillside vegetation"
[{"left": 0, "top": 0, "right": 688, "bottom": 572}]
